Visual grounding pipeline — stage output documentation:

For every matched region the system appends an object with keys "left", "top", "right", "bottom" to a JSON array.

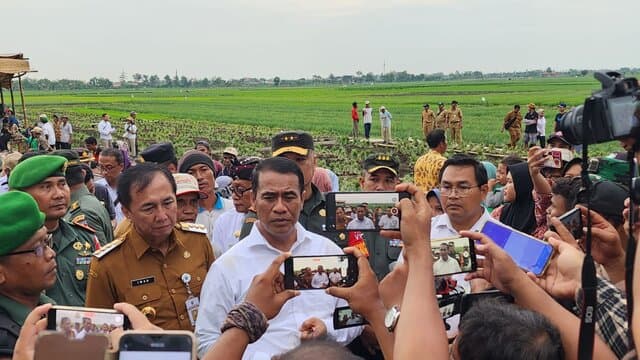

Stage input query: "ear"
[
  {"left": 122, "top": 205, "right": 132, "bottom": 220},
  {"left": 0, "top": 264, "right": 7, "bottom": 285},
  {"left": 479, "top": 184, "right": 489, "bottom": 198},
  {"left": 358, "top": 176, "right": 365, "bottom": 189}
]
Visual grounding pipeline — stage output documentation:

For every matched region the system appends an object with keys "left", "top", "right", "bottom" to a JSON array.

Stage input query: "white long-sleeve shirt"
[
  {"left": 211, "top": 208, "right": 245, "bottom": 258},
  {"left": 195, "top": 222, "right": 362, "bottom": 360},
  {"left": 41, "top": 122, "right": 56, "bottom": 145},
  {"left": 98, "top": 120, "right": 115, "bottom": 140}
]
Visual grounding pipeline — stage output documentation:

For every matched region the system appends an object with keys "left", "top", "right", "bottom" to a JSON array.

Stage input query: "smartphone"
[
  {"left": 35, "top": 332, "right": 109, "bottom": 360},
  {"left": 542, "top": 150, "right": 563, "bottom": 168},
  {"left": 333, "top": 306, "right": 368, "bottom": 329},
  {"left": 437, "top": 293, "right": 462, "bottom": 320},
  {"left": 480, "top": 220, "right": 554, "bottom": 276},
  {"left": 551, "top": 208, "right": 583, "bottom": 239},
  {"left": 46, "top": 305, "right": 130, "bottom": 337},
  {"left": 284, "top": 254, "right": 358, "bottom": 290},
  {"left": 460, "top": 290, "right": 514, "bottom": 318},
  {"left": 119, "top": 331, "right": 196, "bottom": 360},
  {"left": 431, "top": 237, "right": 477, "bottom": 277},
  {"left": 325, "top": 191, "right": 411, "bottom": 232}
]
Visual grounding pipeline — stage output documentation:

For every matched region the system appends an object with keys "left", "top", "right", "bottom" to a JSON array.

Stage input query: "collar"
[
  {"left": 198, "top": 194, "right": 223, "bottom": 213},
  {"left": 0, "top": 293, "right": 54, "bottom": 326},
  {"left": 128, "top": 225, "right": 182, "bottom": 260},
  {"left": 432, "top": 208, "right": 491, "bottom": 235},
  {"left": 302, "top": 184, "right": 324, "bottom": 216},
  {"left": 244, "top": 222, "right": 310, "bottom": 253},
  {"left": 71, "top": 185, "right": 92, "bottom": 202}
]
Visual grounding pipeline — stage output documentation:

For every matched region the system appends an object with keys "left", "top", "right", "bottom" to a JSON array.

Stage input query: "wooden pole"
[
  {"left": 0, "top": 87, "right": 4, "bottom": 106},
  {"left": 18, "top": 75, "right": 27, "bottom": 124},
  {"left": 9, "top": 79, "right": 15, "bottom": 114}
]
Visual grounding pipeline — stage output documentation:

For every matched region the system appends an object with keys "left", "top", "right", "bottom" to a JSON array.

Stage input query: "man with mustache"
[
  {"left": 0, "top": 191, "right": 57, "bottom": 358},
  {"left": 9, "top": 155, "right": 99, "bottom": 307}
]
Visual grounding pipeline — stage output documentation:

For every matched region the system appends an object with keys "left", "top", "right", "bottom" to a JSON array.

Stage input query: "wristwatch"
[{"left": 384, "top": 305, "right": 401, "bottom": 332}]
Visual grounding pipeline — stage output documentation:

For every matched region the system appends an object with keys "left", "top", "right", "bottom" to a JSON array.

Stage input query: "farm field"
[{"left": 18, "top": 76, "right": 627, "bottom": 189}]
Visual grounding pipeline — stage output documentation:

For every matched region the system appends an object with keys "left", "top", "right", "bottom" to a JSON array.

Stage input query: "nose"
[
  {"left": 273, "top": 197, "right": 287, "bottom": 213},
  {"left": 45, "top": 245, "right": 57, "bottom": 259}
]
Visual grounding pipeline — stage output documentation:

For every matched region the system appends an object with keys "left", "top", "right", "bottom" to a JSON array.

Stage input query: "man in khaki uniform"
[
  {"left": 421, "top": 104, "right": 436, "bottom": 139},
  {"left": 502, "top": 105, "right": 523, "bottom": 148},
  {"left": 435, "top": 102, "right": 447, "bottom": 130},
  {"left": 447, "top": 100, "right": 463, "bottom": 145},
  {"left": 85, "top": 163, "right": 214, "bottom": 331}
]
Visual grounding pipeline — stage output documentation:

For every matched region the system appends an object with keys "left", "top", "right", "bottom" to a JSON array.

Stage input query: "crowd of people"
[{"left": 0, "top": 99, "right": 639, "bottom": 360}]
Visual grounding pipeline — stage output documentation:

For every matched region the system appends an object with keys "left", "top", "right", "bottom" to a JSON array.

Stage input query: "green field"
[{"left": 15, "top": 76, "right": 627, "bottom": 189}]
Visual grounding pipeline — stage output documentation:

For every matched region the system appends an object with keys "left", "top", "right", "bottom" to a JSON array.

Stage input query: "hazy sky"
[{"left": 6, "top": 0, "right": 639, "bottom": 81}]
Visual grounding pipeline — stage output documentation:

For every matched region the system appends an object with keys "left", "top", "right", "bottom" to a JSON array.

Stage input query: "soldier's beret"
[
  {"left": 9, "top": 155, "right": 68, "bottom": 190},
  {"left": 272, "top": 131, "right": 314, "bottom": 157},
  {"left": 0, "top": 191, "right": 45, "bottom": 255},
  {"left": 362, "top": 154, "right": 400, "bottom": 176}
]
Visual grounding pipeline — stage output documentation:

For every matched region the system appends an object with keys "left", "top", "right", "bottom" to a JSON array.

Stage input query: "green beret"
[
  {"left": 0, "top": 192, "right": 45, "bottom": 255},
  {"left": 9, "top": 155, "right": 68, "bottom": 190}
]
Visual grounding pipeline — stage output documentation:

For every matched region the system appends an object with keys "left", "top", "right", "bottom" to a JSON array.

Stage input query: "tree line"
[{"left": 17, "top": 67, "right": 639, "bottom": 91}]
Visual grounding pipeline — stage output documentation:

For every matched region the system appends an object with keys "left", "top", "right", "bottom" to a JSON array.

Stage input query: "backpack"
[{"left": 588, "top": 157, "right": 631, "bottom": 185}]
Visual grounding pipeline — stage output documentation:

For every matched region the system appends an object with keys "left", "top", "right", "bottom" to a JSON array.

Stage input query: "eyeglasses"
[
  {"left": 439, "top": 184, "right": 480, "bottom": 197},
  {"left": 99, "top": 164, "right": 117, "bottom": 172},
  {"left": 229, "top": 186, "right": 252, "bottom": 197},
  {"left": 0, "top": 233, "right": 53, "bottom": 258}
]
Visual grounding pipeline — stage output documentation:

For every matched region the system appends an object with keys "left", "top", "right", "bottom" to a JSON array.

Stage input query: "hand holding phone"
[
  {"left": 333, "top": 306, "right": 367, "bottom": 329},
  {"left": 284, "top": 254, "right": 358, "bottom": 290},
  {"left": 46, "top": 305, "right": 130, "bottom": 339},
  {"left": 550, "top": 208, "right": 583, "bottom": 239},
  {"left": 119, "top": 331, "right": 195, "bottom": 360},
  {"left": 431, "top": 237, "right": 477, "bottom": 277},
  {"left": 325, "top": 192, "right": 410, "bottom": 232}
]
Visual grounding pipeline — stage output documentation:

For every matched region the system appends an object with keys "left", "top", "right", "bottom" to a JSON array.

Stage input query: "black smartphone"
[
  {"left": 437, "top": 293, "right": 462, "bottom": 320},
  {"left": 555, "top": 208, "right": 583, "bottom": 239},
  {"left": 333, "top": 306, "right": 368, "bottom": 329},
  {"left": 46, "top": 305, "right": 130, "bottom": 338},
  {"left": 325, "top": 191, "right": 411, "bottom": 232},
  {"left": 119, "top": 331, "right": 195, "bottom": 360},
  {"left": 284, "top": 254, "right": 358, "bottom": 290},
  {"left": 460, "top": 290, "right": 514, "bottom": 318},
  {"left": 431, "top": 237, "right": 477, "bottom": 277},
  {"left": 480, "top": 220, "right": 554, "bottom": 277}
]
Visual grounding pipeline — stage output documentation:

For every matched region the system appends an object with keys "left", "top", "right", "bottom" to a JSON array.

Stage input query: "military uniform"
[
  {"left": 0, "top": 294, "right": 54, "bottom": 357},
  {"left": 85, "top": 223, "right": 214, "bottom": 331},
  {"left": 362, "top": 232, "right": 402, "bottom": 280},
  {"left": 503, "top": 109, "right": 523, "bottom": 148},
  {"left": 435, "top": 106, "right": 448, "bottom": 130},
  {"left": 447, "top": 105, "right": 463, "bottom": 145},
  {"left": 65, "top": 185, "right": 113, "bottom": 246},
  {"left": 46, "top": 219, "right": 101, "bottom": 306},
  {"left": 114, "top": 218, "right": 133, "bottom": 239},
  {"left": 421, "top": 106, "right": 436, "bottom": 138}
]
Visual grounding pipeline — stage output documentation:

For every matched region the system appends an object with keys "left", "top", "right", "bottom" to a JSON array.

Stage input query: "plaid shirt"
[{"left": 575, "top": 276, "right": 630, "bottom": 358}]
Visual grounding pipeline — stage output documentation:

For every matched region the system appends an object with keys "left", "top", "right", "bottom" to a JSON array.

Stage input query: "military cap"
[
  {"left": 451, "top": 100, "right": 459, "bottom": 105},
  {"left": 140, "top": 142, "right": 177, "bottom": 164},
  {"left": 423, "top": 103, "right": 430, "bottom": 108},
  {"left": 0, "top": 191, "right": 46, "bottom": 255},
  {"left": 362, "top": 154, "right": 400, "bottom": 176},
  {"left": 9, "top": 155, "right": 68, "bottom": 190},
  {"left": 438, "top": 102, "right": 445, "bottom": 106},
  {"left": 53, "top": 149, "right": 92, "bottom": 167},
  {"left": 272, "top": 131, "right": 314, "bottom": 157}
]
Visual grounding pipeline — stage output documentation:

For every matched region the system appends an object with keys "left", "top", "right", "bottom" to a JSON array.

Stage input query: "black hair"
[
  {"left": 500, "top": 154, "right": 524, "bottom": 167},
  {"left": 81, "top": 164, "right": 94, "bottom": 183},
  {"left": 274, "top": 340, "right": 362, "bottom": 360},
  {"left": 352, "top": 102, "right": 358, "bottom": 107},
  {"left": 457, "top": 299, "right": 564, "bottom": 360},
  {"left": 101, "top": 113, "right": 108, "bottom": 117},
  {"left": 117, "top": 163, "right": 176, "bottom": 209},
  {"left": 100, "top": 148, "right": 124, "bottom": 165},
  {"left": 551, "top": 177, "right": 581, "bottom": 211},
  {"left": 438, "top": 154, "right": 488, "bottom": 186},
  {"left": 84, "top": 137, "right": 97, "bottom": 145},
  {"left": 65, "top": 166, "right": 86, "bottom": 187},
  {"left": 514, "top": 104, "right": 521, "bottom": 109},
  {"left": 252, "top": 157, "right": 304, "bottom": 194},
  {"left": 427, "top": 129, "right": 446, "bottom": 148}
]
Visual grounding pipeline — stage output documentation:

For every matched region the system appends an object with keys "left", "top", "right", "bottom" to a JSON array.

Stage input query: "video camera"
[{"left": 558, "top": 71, "right": 639, "bottom": 145}]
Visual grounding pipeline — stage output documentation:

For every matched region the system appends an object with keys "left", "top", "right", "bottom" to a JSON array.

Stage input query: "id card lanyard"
[{"left": 181, "top": 273, "right": 200, "bottom": 327}]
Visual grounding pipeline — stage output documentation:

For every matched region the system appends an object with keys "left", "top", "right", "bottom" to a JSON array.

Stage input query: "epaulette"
[
  {"left": 70, "top": 201, "right": 80, "bottom": 211},
  {"left": 176, "top": 222, "right": 207, "bottom": 234},
  {"left": 71, "top": 215, "right": 96, "bottom": 233},
  {"left": 244, "top": 217, "right": 257, "bottom": 224},
  {"left": 93, "top": 238, "right": 124, "bottom": 259}
]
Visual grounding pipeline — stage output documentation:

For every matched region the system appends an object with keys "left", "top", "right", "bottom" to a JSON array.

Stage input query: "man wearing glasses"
[
  {"left": 0, "top": 191, "right": 57, "bottom": 357},
  {"left": 9, "top": 155, "right": 99, "bottom": 307},
  {"left": 95, "top": 148, "right": 126, "bottom": 225}
]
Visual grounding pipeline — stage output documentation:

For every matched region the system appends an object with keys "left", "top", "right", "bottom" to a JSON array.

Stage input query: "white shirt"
[
  {"left": 378, "top": 215, "right": 399, "bottom": 229},
  {"left": 537, "top": 116, "right": 546, "bottom": 136},
  {"left": 41, "top": 122, "right": 56, "bottom": 145},
  {"left": 433, "top": 256, "right": 462, "bottom": 275},
  {"left": 60, "top": 122, "right": 73, "bottom": 143},
  {"left": 98, "top": 120, "right": 115, "bottom": 140},
  {"left": 362, "top": 107, "right": 373, "bottom": 124},
  {"left": 196, "top": 195, "right": 234, "bottom": 244},
  {"left": 95, "top": 178, "right": 125, "bottom": 225},
  {"left": 123, "top": 123, "right": 137, "bottom": 139},
  {"left": 195, "top": 223, "right": 362, "bottom": 360},
  {"left": 329, "top": 271, "right": 342, "bottom": 284},
  {"left": 0, "top": 174, "right": 8, "bottom": 194},
  {"left": 311, "top": 272, "right": 329, "bottom": 288},
  {"left": 211, "top": 208, "right": 246, "bottom": 258},
  {"left": 346, "top": 217, "right": 375, "bottom": 230}
]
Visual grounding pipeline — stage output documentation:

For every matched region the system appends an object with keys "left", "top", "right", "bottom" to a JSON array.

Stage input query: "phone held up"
[
  {"left": 119, "top": 331, "right": 196, "bottom": 360},
  {"left": 325, "top": 192, "right": 411, "bottom": 232},
  {"left": 431, "top": 237, "right": 477, "bottom": 277},
  {"left": 480, "top": 220, "right": 554, "bottom": 277},
  {"left": 46, "top": 305, "right": 131, "bottom": 337},
  {"left": 284, "top": 254, "right": 358, "bottom": 290},
  {"left": 333, "top": 306, "right": 368, "bottom": 329},
  {"left": 550, "top": 207, "right": 583, "bottom": 240}
]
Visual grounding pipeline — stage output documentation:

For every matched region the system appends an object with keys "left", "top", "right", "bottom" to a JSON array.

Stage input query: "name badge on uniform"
[
  {"left": 76, "top": 256, "right": 92, "bottom": 265},
  {"left": 131, "top": 276, "right": 155, "bottom": 287},
  {"left": 181, "top": 273, "right": 199, "bottom": 327}
]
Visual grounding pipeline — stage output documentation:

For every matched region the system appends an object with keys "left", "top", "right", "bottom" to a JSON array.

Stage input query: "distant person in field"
[
  {"left": 123, "top": 115, "right": 137, "bottom": 157},
  {"left": 523, "top": 103, "right": 539, "bottom": 148},
  {"left": 98, "top": 113, "right": 116, "bottom": 148},
  {"left": 435, "top": 102, "right": 447, "bottom": 130},
  {"left": 537, "top": 108, "right": 546, "bottom": 147},
  {"left": 84, "top": 136, "right": 102, "bottom": 167},
  {"left": 39, "top": 114, "right": 56, "bottom": 150},
  {"left": 554, "top": 102, "right": 567, "bottom": 132},
  {"left": 414, "top": 129, "right": 447, "bottom": 192},
  {"left": 379, "top": 105, "right": 393, "bottom": 144},
  {"left": 421, "top": 103, "right": 436, "bottom": 139},
  {"left": 446, "top": 100, "right": 463, "bottom": 145},
  {"left": 52, "top": 114, "right": 62, "bottom": 149},
  {"left": 502, "top": 104, "right": 522, "bottom": 148},
  {"left": 351, "top": 102, "right": 359, "bottom": 139},
  {"left": 362, "top": 100, "right": 373, "bottom": 141},
  {"left": 59, "top": 116, "right": 73, "bottom": 149}
]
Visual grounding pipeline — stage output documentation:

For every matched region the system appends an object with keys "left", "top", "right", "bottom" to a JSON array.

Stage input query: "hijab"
[
  {"left": 499, "top": 162, "right": 536, "bottom": 235},
  {"left": 481, "top": 161, "right": 497, "bottom": 180}
]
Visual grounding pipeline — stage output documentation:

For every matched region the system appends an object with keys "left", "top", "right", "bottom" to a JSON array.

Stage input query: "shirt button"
[
  {"left": 196, "top": 276, "right": 201, "bottom": 282},
  {"left": 142, "top": 294, "right": 148, "bottom": 301},
  {"left": 179, "top": 314, "right": 185, "bottom": 320},
  {"left": 170, "top": 289, "right": 176, "bottom": 294},
  {"left": 163, "top": 263, "right": 168, "bottom": 269}
]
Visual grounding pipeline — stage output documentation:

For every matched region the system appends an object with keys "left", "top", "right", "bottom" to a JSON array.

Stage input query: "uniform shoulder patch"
[
  {"left": 244, "top": 217, "right": 257, "bottom": 224},
  {"left": 176, "top": 222, "right": 207, "bottom": 234},
  {"left": 72, "top": 214, "right": 86, "bottom": 224},
  {"left": 71, "top": 217, "right": 96, "bottom": 233},
  {"left": 93, "top": 238, "right": 124, "bottom": 259},
  {"left": 70, "top": 201, "right": 80, "bottom": 211}
]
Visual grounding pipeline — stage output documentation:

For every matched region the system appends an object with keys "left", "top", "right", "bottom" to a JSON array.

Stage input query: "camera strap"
[
  {"left": 577, "top": 144, "right": 597, "bottom": 360},
  {"left": 625, "top": 150, "right": 636, "bottom": 347}
]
